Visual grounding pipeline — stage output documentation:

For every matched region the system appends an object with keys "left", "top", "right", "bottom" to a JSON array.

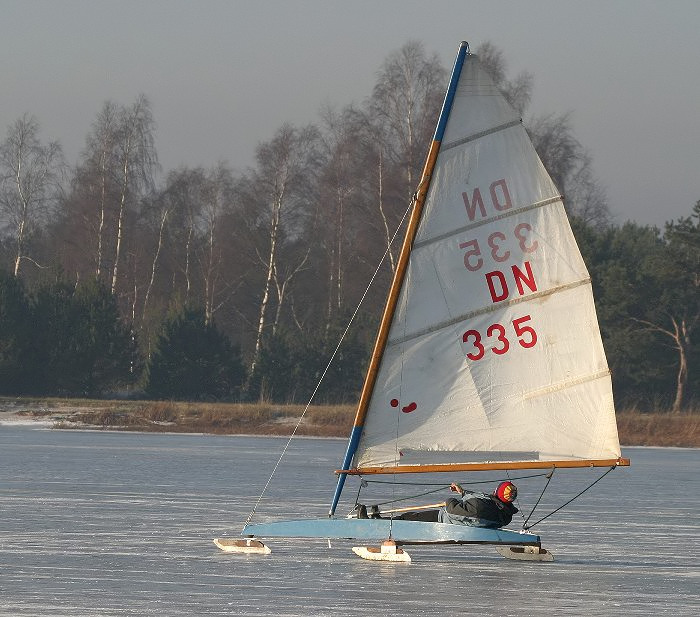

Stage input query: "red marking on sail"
[{"left": 390, "top": 398, "right": 417, "bottom": 413}]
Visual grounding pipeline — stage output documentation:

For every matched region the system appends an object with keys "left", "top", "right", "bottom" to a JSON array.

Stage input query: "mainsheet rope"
[{"left": 242, "top": 195, "right": 416, "bottom": 530}]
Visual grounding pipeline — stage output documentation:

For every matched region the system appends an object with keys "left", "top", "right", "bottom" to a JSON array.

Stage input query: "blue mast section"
[
  {"left": 328, "top": 41, "right": 470, "bottom": 517},
  {"left": 434, "top": 41, "right": 469, "bottom": 141}
]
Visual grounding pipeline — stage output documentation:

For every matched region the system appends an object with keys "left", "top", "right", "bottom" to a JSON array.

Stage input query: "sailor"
[
  {"left": 358, "top": 481, "right": 518, "bottom": 528},
  {"left": 437, "top": 481, "right": 519, "bottom": 528}
]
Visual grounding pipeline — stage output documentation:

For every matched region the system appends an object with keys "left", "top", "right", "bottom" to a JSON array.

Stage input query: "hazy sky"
[{"left": 3, "top": 0, "right": 699, "bottom": 228}]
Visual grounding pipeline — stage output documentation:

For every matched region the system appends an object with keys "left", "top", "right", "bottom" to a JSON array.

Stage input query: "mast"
[{"left": 329, "top": 42, "right": 471, "bottom": 516}]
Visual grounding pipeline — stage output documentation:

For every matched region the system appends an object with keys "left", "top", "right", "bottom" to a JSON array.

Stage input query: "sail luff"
[{"left": 328, "top": 42, "right": 470, "bottom": 516}]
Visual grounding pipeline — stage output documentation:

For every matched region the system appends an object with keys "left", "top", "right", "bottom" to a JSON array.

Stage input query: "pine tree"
[
  {"left": 0, "top": 270, "right": 33, "bottom": 393},
  {"left": 30, "top": 278, "right": 136, "bottom": 396},
  {"left": 145, "top": 307, "right": 245, "bottom": 401}
]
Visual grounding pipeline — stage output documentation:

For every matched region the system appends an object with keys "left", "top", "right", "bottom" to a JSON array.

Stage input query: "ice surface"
[{"left": 0, "top": 427, "right": 698, "bottom": 616}]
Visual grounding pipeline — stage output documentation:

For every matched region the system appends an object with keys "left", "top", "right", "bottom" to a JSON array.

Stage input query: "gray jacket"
[{"left": 438, "top": 490, "right": 518, "bottom": 528}]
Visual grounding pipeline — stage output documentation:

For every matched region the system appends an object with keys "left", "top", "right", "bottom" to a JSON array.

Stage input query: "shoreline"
[{"left": 1, "top": 398, "right": 698, "bottom": 448}]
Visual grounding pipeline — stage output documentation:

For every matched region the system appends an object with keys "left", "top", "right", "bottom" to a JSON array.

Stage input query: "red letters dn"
[{"left": 485, "top": 261, "right": 537, "bottom": 303}]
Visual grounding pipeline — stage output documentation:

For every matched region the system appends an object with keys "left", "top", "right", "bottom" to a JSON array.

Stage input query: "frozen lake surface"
[{"left": 0, "top": 426, "right": 698, "bottom": 616}]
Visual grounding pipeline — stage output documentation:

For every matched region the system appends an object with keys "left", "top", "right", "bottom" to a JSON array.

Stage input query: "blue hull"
[{"left": 242, "top": 518, "right": 540, "bottom": 546}]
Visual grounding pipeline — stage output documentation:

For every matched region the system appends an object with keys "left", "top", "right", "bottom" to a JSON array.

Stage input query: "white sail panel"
[{"left": 352, "top": 53, "right": 622, "bottom": 470}]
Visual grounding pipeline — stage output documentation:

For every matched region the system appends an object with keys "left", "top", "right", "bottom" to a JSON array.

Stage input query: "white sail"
[{"left": 353, "top": 52, "right": 622, "bottom": 470}]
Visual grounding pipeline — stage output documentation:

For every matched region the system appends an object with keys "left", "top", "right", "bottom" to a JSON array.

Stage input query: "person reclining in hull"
[{"left": 357, "top": 481, "right": 518, "bottom": 528}]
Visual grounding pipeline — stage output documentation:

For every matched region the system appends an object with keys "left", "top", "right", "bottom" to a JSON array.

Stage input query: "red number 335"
[{"left": 462, "top": 315, "right": 537, "bottom": 361}]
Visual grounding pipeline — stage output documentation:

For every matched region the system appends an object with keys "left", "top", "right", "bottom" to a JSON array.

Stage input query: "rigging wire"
[
  {"left": 351, "top": 479, "right": 368, "bottom": 512},
  {"left": 522, "top": 465, "right": 618, "bottom": 530},
  {"left": 243, "top": 194, "right": 416, "bottom": 530},
  {"left": 520, "top": 467, "right": 555, "bottom": 530}
]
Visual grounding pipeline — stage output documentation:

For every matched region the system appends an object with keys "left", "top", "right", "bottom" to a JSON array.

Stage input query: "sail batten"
[
  {"left": 441, "top": 118, "right": 522, "bottom": 152},
  {"left": 386, "top": 277, "right": 592, "bottom": 347},
  {"left": 414, "top": 196, "right": 563, "bottom": 250},
  {"left": 521, "top": 369, "right": 611, "bottom": 401}
]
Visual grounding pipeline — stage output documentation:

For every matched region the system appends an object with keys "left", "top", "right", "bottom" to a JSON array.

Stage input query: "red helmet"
[{"left": 495, "top": 481, "right": 517, "bottom": 503}]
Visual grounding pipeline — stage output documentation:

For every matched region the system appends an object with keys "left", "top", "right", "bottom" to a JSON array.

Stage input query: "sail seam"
[
  {"left": 387, "top": 278, "right": 591, "bottom": 347},
  {"left": 441, "top": 119, "right": 522, "bottom": 152},
  {"left": 414, "top": 196, "right": 563, "bottom": 250}
]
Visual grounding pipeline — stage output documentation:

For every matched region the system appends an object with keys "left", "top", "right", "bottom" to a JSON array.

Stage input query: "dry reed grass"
[
  {"left": 41, "top": 400, "right": 355, "bottom": 437},
  {"left": 4, "top": 397, "right": 698, "bottom": 447},
  {"left": 616, "top": 407, "right": 700, "bottom": 447}
]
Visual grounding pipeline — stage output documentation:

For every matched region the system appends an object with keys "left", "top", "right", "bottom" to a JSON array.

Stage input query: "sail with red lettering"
[{"left": 338, "top": 44, "right": 624, "bottom": 478}]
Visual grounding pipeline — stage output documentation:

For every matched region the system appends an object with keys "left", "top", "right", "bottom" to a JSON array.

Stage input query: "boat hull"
[{"left": 242, "top": 518, "right": 540, "bottom": 546}]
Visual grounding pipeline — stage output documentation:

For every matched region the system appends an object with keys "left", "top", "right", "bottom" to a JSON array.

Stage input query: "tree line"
[{"left": 0, "top": 42, "right": 697, "bottom": 410}]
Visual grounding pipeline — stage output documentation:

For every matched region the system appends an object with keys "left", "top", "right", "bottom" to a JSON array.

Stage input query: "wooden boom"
[{"left": 337, "top": 457, "right": 631, "bottom": 475}]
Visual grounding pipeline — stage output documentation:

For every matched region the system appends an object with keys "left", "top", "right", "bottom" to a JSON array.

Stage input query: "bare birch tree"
[
  {"left": 110, "top": 95, "right": 158, "bottom": 295},
  {"left": 370, "top": 40, "right": 446, "bottom": 201},
  {"left": 530, "top": 114, "right": 610, "bottom": 227},
  {"left": 241, "top": 123, "right": 321, "bottom": 376},
  {"left": 348, "top": 109, "right": 401, "bottom": 275},
  {"left": 158, "top": 167, "right": 208, "bottom": 303},
  {"left": 69, "top": 96, "right": 157, "bottom": 293},
  {"left": 355, "top": 41, "right": 447, "bottom": 280},
  {"left": 318, "top": 105, "right": 358, "bottom": 326},
  {"left": 139, "top": 165, "right": 242, "bottom": 331},
  {"left": 84, "top": 102, "right": 120, "bottom": 279},
  {"left": 140, "top": 195, "right": 170, "bottom": 325},
  {"left": 196, "top": 164, "right": 241, "bottom": 325},
  {"left": 0, "top": 115, "right": 64, "bottom": 277}
]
